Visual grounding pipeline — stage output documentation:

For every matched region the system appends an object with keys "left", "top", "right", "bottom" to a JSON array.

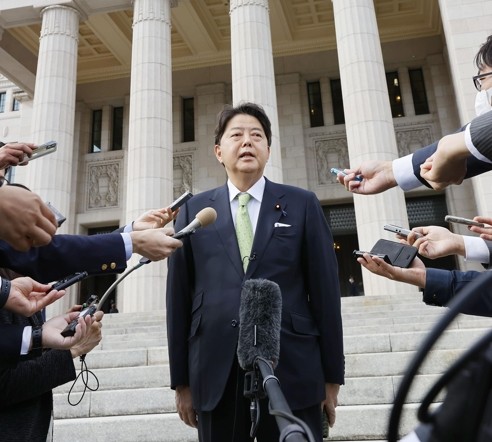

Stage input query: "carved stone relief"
[
  {"left": 173, "top": 154, "right": 193, "bottom": 198},
  {"left": 395, "top": 125, "right": 433, "bottom": 157},
  {"left": 87, "top": 161, "right": 120, "bottom": 209},
  {"left": 314, "top": 137, "right": 349, "bottom": 185}
]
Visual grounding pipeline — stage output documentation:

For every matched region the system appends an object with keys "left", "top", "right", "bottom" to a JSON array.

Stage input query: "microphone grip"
[
  {"left": 255, "top": 358, "right": 308, "bottom": 442},
  {"left": 139, "top": 229, "right": 194, "bottom": 265},
  {"left": 172, "top": 229, "right": 195, "bottom": 240}
]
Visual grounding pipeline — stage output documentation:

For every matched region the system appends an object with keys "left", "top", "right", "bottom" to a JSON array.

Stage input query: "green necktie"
[{"left": 236, "top": 192, "right": 253, "bottom": 271}]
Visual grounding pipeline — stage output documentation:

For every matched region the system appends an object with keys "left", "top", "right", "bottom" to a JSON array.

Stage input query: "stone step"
[
  {"left": 53, "top": 372, "right": 445, "bottom": 418},
  {"left": 83, "top": 328, "right": 487, "bottom": 368},
  {"left": 96, "top": 317, "right": 491, "bottom": 352},
  {"left": 54, "top": 347, "right": 471, "bottom": 398},
  {"left": 52, "top": 403, "right": 429, "bottom": 442}
]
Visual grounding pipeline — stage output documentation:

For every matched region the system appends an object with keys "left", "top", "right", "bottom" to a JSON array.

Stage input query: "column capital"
[
  {"left": 39, "top": 5, "right": 83, "bottom": 41},
  {"left": 230, "top": 0, "right": 269, "bottom": 12}
]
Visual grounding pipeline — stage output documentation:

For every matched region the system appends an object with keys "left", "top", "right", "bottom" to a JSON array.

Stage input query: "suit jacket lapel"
[{"left": 246, "top": 179, "right": 287, "bottom": 276}]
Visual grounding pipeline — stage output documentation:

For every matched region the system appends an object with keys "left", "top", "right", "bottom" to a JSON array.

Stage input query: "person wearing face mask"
[{"left": 333, "top": 34, "right": 492, "bottom": 195}]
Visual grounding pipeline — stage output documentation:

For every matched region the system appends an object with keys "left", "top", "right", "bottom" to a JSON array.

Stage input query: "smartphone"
[
  {"left": 46, "top": 201, "right": 66, "bottom": 227},
  {"left": 330, "top": 167, "right": 363, "bottom": 182},
  {"left": 169, "top": 191, "right": 193, "bottom": 211},
  {"left": 26, "top": 141, "right": 57, "bottom": 161},
  {"left": 445, "top": 215, "right": 485, "bottom": 228},
  {"left": 370, "top": 239, "right": 418, "bottom": 268},
  {"left": 384, "top": 224, "right": 423, "bottom": 239},
  {"left": 353, "top": 250, "right": 391, "bottom": 263}
]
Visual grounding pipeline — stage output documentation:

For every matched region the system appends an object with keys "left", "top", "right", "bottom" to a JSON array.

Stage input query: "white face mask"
[{"left": 474, "top": 87, "right": 492, "bottom": 116}]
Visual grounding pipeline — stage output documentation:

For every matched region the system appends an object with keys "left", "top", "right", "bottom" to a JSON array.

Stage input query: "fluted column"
[
  {"left": 15, "top": 5, "right": 81, "bottom": 315},
  {"left": 332, "top": 0, "right": 417, "bottom": 296},
  {"left": 229, "top": 0, "right": 283, "bottom": 183},
  {"left": 121, "top": 0, "right": 175, "bottom": 312}
]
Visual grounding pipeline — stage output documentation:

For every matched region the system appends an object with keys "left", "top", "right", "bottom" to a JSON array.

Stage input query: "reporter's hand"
[
  {"left": 4, "top": 277, "right": 65, "bottom": 316},
  {"left": 175, "top": 385, "right": 197, "bottom": 428},
  {"left": 0, "top": 186, "right": 57, "bottom": 251},
  {"left": 322, "top": 383, "right": 340, "bottom": 428},
  {"left": 0, "top": 142, "right": 35, "bottom": 169},
  {"left": 336, "top": 160, "right": 396, "bottom": 195},
  {"left": 420, "top": 133, "right": 469, "bottom": 190},
  {"left": 130, "top": 227, "right": 183, "bottom": 261},
  {"left": 357, "top": 252, "right": 427, "bottom": 288},
  {"left": 70, "top": 310, "right": 104, "bottom": 358},
  {"left": 40, "top": 312, "right": 92, "bottom": 351},
  {"left": 407, "top": 226, "right": 465, "bottom": 259},
  {"left": 133, "top": 207, "right": 175, "bottom": 231},
  {"left": 469, "top": 216, "right": 492, "bottom": 241}
]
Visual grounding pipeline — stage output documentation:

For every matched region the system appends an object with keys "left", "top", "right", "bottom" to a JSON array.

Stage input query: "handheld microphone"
[
  {"left": 139, "top": 207, "right": 217, "bottom": 265},
  {"left": 173, "top": 207, "right": 217, "bottom": 239},
  {"left": 237, "top": 278, "right": 282, "bottom": 371}
]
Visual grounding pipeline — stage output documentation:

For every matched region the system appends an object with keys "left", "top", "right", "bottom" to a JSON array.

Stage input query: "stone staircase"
[{"left": 52, "top": 294, "right": 492, "bottom": 441}]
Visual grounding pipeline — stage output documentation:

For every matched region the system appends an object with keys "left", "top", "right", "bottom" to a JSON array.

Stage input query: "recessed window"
[
  {"left": 409, "top": 68, "right": 430, "bottom": 115},
  {"left": 90, "top": 109, "right": 102, "bottom": 153},
  {"left": 385, "top": 72, "right": 404, "bottom": 118},
  {"left": 12, "top": 98, "right": 20, "bottom": 112},
  {"left": 330, "top": 79, "right": 345, "bottom": 125},
  {"left": 307, "top": 81, "right": 324, "bottom": 128},
  {"left": 111, "top": 107, "right": 123, "bottom": 151},
  {"left": 0, "top": 93, "right": 6, "bottom": 113},
  {"left": 182, "top": 97, "right": 195, "bottom": 142}
]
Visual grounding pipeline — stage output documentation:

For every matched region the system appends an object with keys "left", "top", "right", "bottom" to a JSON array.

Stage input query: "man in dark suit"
[{"left": 167, "top": 102, "right": 344, "bottom": 441}]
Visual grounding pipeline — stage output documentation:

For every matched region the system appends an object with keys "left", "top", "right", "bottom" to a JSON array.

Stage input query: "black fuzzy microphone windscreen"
[{"left": 237, "top": 279, "right": 282, "bottom": 371}]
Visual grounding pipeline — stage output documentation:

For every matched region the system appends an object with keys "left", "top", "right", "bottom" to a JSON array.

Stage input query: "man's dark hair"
[
  {"left": 475, "top": 34, "right": 492, "bottom": 71},
  {"left": 214, "top": 102, "right": 272, "bottom": 146}
]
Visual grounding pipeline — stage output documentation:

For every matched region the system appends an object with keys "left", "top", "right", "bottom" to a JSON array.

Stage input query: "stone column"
[
  {"left": 437, "top": 0, "right": 492, "bottom": 219},
  {"left": 332, "top": 0, "right": 417, "bottom": 296},
  {"left": 14, "top": 5, "right": 81, "bottom": 315},
  {"left": 229, "top": 0, "right": 283, "bottom": 183},
  {"left": 121, "top": 0, "right": 176, "bottom": 312}
]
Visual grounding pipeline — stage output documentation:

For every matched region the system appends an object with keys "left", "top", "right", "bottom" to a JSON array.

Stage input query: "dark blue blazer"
[
  {"left": 424, "top": 268, "right": 492, "bottom": 317},
  {"left": 0, "top": 232, "right": 127, "bottom": 283},
  {"left": 166, "top": 179, "right": 344, "bottom": 412}
]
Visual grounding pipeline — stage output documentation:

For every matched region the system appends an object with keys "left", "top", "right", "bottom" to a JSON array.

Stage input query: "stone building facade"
[{"left": 0, "top": 0, "right": 490, "bottom": 313}]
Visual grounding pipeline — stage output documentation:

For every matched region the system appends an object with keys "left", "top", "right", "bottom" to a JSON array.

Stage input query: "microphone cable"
[{"left": 67, "top": 354, "right": 100, "bottom": 406}]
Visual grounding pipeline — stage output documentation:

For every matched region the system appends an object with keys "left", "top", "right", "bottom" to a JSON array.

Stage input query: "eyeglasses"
[{"left": 473, "top": 71, "right": 492, "bottom": 91}]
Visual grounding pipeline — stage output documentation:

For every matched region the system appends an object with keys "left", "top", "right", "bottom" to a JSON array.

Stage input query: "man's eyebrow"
[{"left": 228, "top": 126, "right": 264, "bottom": 132}]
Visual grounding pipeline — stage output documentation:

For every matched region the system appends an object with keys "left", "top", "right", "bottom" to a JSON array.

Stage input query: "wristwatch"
[{"left": 31, "top": 325, "right": 43, "bottom": 357}]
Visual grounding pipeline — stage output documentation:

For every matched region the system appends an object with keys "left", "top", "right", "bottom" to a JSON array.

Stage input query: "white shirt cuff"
[
  {"left": 21, "top": 326, "right": 32, "bottom": 355},
  {"left": 463, "top": 235, "right": 490, "bottom": 264},
  {"left": 120, "top": 232, "right": 133, "bottom": 260},
  {"left": 465, "top": 122, "right": 492, "bottom": 164},
  {"left": 393, "top": 154, "right": 423, "bottom": 191}
]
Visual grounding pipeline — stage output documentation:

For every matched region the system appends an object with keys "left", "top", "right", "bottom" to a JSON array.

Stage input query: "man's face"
[{"left": 214, "top": 114, "right": 270, "bottom": 180}]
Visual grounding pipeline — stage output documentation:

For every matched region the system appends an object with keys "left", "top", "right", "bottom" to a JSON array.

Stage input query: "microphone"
[
  {"left": 173, "top": 207, "right": 217, "bottom": 239},
  {"left": 237, "top": 279, "right": 282, "bottom": 371},
  {"left": 237, "top": 279, "right": 310, "bottom": 442},
  {"left": 139, "top": 207, "right": 217, "bottom": 265}
]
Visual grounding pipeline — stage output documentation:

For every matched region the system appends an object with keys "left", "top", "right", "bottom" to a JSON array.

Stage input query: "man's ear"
[{"left": 214, "top": 144, "right": 223, "bottom": 164}]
